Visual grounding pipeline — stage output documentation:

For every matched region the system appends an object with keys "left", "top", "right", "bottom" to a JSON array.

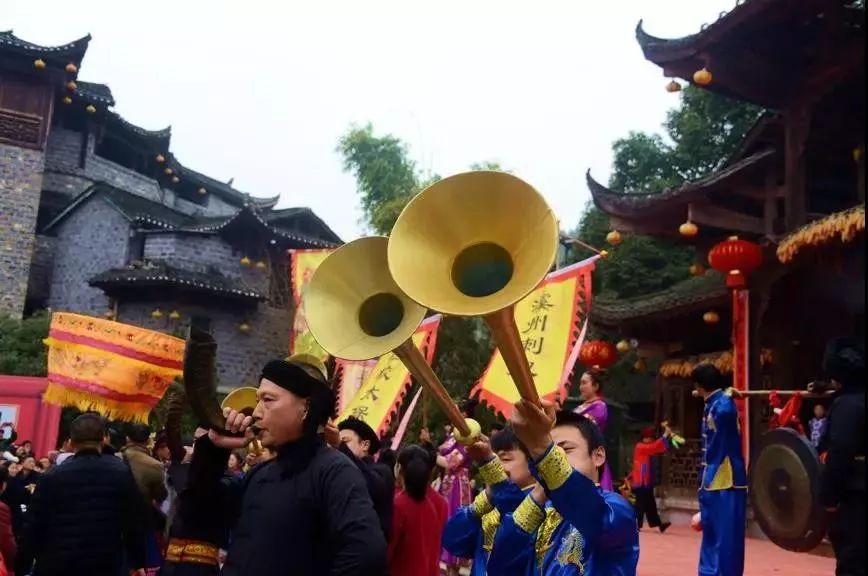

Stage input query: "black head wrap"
[
  {"left": 338, "top": 416, "right": 381, "bottom": 455},
  {"left": 260, "top": 359, "right": 336, "bottom": 434},
  {"left": 822, "top": 337, "right": 865, "bottom": 388}
]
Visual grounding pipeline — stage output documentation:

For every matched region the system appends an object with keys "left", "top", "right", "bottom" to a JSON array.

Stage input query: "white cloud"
[{"left": 3, "top": 0, "right": 735, "bottom": 239}]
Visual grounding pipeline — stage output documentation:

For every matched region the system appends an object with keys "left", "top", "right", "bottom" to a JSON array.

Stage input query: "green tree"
[
  {"left": 569, "top": 86, "right": 761, "bottom": 299},
  {"left": 0, "top": 311, "right": 50, "bottom": 376}
]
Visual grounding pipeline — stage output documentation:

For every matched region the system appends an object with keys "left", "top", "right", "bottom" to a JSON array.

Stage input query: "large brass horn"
[
  {"left": 387, "top": 171, "right": 559, "bottom": 405},
  {"left": 221, "top": 387, "right": 263, "bottom": 455},
  {"left": 304, "top": 236, "right": 480, "bottom": 441}
]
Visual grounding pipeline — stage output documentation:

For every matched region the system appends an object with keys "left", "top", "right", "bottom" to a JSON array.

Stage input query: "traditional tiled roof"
[
  {"left": 0, "top": 30, "right": 90, "bottom": 63},
  {"left": 90, "top": 261, "right": 264, "bottom": 301},
  {"left": 105, "top": 111, "right": 171, "bottom": 148},
  {"left": 43, "top": 183, "right": 195, "bottom": 232},
  {"left": 181, "top": 206, "right": 341, "bottom": 248},
  {"left": 586, "top": 148, "right": 775, "bottom": 219},
  {"left": 265, "top": 207, "right": 343, "bottom": 244},
  {"left": 777, "top": 204, "right": 865, "bottom": 263},
  {"left": 75, "top": 81, "right": 115, "bottom": 107},
  {"left": 591, "top": 271, "right": 729, "bottom": 326},
  {"left": 635, "top": 0, "right": 864, "bottom": 108},
  {"left": 162, "top": 153, "right": 279, "bottom": 209}
]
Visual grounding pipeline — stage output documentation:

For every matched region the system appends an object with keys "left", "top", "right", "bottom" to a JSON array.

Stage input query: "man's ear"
[
  {"left": 361, "top": 439, "right": 371, "bottom": 453},
  {"left": 591, "top": 445, "right": 606, "bottom": 469}
]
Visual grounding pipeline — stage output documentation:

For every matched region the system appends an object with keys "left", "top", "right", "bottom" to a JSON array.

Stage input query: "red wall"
[{"left": 0, "top": 376, "right": 61, "bottom": 458}]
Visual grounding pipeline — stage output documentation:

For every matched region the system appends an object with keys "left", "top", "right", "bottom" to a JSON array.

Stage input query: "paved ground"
[
  {"left": 637, "top": 526, "right": 835, "bottom": 576},
  {"left": 440, "top": 527, "right": 836, "bottom": 575}
]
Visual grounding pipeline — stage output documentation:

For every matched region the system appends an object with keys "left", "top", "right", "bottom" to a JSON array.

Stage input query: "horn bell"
[
  {"left": 221, "top": 386, "right": 259, "bottom": 416},
  {"left": 305, "top": 236, "right": 427, "bottom": 361},
  {"left": 387, "top": 171, "right": 559, "bottom": 316}
]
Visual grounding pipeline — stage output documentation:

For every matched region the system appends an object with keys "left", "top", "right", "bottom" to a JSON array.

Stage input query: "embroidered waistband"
[{"left": 165, "top": 538, "right": 219, "bottom": 566}]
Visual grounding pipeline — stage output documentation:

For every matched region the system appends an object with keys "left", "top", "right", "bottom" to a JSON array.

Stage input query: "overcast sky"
[{"left": 3, "top": 0, "right": 734, "bottom": 240}]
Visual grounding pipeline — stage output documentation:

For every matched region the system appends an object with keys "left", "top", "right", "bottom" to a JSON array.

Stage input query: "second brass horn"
[
  {"left": 221, "top": 386, "right": 263, "bottom": 454},
  {"left": 387, "top": 171, "right": 559, "bottom": 405},
  {"left": 304, "top": 236, "right": 479, "bottom": 441}
]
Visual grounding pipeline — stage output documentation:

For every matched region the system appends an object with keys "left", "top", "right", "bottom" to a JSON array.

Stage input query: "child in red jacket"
[{"left": 630, "top": 426, "right": 671, "bottom": 532}]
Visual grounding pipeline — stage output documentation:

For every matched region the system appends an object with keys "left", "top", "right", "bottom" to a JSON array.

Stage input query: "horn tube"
[
  {"left": 304, "top": 236, "right": 479, "bottom": 442},
  {"left": 387, "top": 171, "right": 559, "bottom": 406}
]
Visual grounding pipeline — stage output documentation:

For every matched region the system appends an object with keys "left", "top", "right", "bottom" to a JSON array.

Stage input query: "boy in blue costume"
[
  {"left": 442, "top": 427, "right": 535, "bottom": 574},
  {"left": 691, "top": 363, "right": 747, "bottom": 576},
  {"left": 488, "top": 401, "right": 639, "bottom": 575}
]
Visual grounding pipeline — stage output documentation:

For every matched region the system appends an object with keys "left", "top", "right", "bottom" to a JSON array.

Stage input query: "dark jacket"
[
  {"left": 821, "top": 385, "right": 866, "bottom": 507},
  {"left": 338, "top": 444, "right": 395, "bottom": 541},
  {"left": 195, "top": 436, "right": 386, "bottom": 576},
  {"left": 15, "top": 449, "right": 147, "bottom": 576},
  {"left": 0, "top": 501, "right": 15, "bottom": 573}
]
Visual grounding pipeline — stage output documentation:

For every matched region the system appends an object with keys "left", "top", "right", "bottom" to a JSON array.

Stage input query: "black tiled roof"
[
  {"left": 90, "top": 261, "right": 264, "bottom": 301},
  {"left": 0, "top": 30, "right": 90, "bottom": 61},
  {"left": 106, "top": 111, "right": 170, "bottom": 146},
  {"left": 586, "top": 149, "right": 775, "bottom": 219},
  {"left": 43, "top": 183, "right": 192, "bottom": 232},
  {"left": 76, "top": 81, "right": 115, "bottom": 106},
  {"left": 164, "top": 154, "right": 279, "bottom": 209},
  {"left": 591, "top": 271, "right": 728, "bottom": 326}
]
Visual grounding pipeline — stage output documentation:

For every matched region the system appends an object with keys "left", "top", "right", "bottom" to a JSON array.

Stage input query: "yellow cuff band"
[
  {"left": 472, "top": 490, "right": 494, "bottom": 516},
  {"left": 513, "top": 496, "right": 546, "bottom": 534},
  {"left": 536, "top": 445, "right": 572, "bottom": 491},
  {"left": 478, "top": 457, "right": 509, "bottom": 486}
]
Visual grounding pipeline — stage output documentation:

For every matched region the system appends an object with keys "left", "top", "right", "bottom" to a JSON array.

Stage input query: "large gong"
[{"left": 750, "top": 427, "right": 828, "bottom": 552}]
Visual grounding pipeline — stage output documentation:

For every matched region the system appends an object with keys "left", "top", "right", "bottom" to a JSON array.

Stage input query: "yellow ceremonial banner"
[
  {"left": 336, "top": 359, "right": 378, "bottom": 414},
  {"left": 473, "top": 258, "right": 597, "bottom": 417},
  {"left": 43, "top": 312, "right": 185, "bottom": 423},
  {"left": 338, "top": 316, "right": 441, "bottom": 436},
  {"left": 289, "top": 248, "right": 335, "bottom": 361}
]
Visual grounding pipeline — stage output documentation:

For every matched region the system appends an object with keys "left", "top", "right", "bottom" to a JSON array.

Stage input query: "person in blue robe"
[
  {"left": 488, "top": 404, "right": 639, "bottom": 575},
  {"left": 442, "top": 427, "right": 534, "bottom": 575},
  {"left": 692, "top": 363, "right": 747, "bottom": 576}
]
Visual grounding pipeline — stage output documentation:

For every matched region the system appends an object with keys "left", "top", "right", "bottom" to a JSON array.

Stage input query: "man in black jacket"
[
  {"left": 819, "top": 338, "right": 865, "bottom": 576},
  {"left": 334, "top": 416, "right": 395, "bottom": 540},
  {"left": 193, "top": 357, "right": 386, "bottom": 576},
  {"left": 15, "top": 412, "right": 147, "bottom": 576}
]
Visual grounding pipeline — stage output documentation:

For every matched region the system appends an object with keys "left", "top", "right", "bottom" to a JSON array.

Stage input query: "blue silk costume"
[
  {"left": 441, "top": 457, "right": 529, "bottom": 576},
  {"left": 487, "top": 444, "right": 639, "bottom": 575},
  {"left": 698, "top": 388, "right": 747, "bottom": 576}
]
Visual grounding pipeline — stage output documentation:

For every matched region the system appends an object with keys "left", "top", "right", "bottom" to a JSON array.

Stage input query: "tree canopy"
[{"left": 569, "top": 86, "right": 761, "bottom": 300}]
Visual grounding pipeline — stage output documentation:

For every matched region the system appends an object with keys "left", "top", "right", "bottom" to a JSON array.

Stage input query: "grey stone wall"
[
  {"left": 118, "top": 300, "right": 292, "bottom": 391},
  {"left": 0, "top": 143, "right": 44, "bottom": 319},
  {"left": 48, "top": 197, "right": 130, "bottom": 315},
  {"left": 142, "top": 233, "right": 271, "bottom": 295},
  {"left": 26, "top": 235, "right": 57, "bottom": 306},
  {"left": 43, "top": 128, "right": 245, "bottom": 218}
]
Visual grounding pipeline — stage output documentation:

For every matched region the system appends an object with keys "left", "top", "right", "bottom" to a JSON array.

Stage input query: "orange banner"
[
  {"left": 338, "top": 315, "right": 441, "bottom": 436},
  {"left": 43, "top": 312, "right": 184, "bottom": 423},
  {"left": 472, "top": 259, "right": 596, "bottom": 417}
]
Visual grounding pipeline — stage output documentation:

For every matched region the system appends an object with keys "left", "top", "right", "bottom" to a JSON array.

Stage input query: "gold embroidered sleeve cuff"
[
  {"left": 478, "top": 456, "right": 508, "bottom": 486},
  {"left": 472, "top": 490, "right": 494, "bottom": 516},
  {"left": 513, "top": 496, "right": 546, "bottom": 534},
  {"left": 536, "top": 444, "right": 572, "bottom": 491}
]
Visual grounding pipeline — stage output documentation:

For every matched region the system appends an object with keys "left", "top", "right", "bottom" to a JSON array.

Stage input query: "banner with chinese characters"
[
  {"left": 335, "top": 358, "right": 378, "bottom": 414},
  {"left": 338, "top": 315, "right": 442, "bottom": 436},
  {"left": 472, "top": 257, "right": 597, "bottom": 417},
  {"left": 288, "top": 248, "right": 335, "bottom": 362},
  {"left": 43, "top": 313, "right": 185, "bottom": 423}
]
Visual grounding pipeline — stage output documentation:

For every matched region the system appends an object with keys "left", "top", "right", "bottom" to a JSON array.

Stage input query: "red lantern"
[
  {"left": 708, "top": 236, "right": 763, "bottom": 289},
  {"left": 579, "top": 340, "right": 617, "bottom": 369}
]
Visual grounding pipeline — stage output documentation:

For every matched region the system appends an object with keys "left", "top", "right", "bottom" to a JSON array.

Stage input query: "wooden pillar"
[
  {"left": 763, "top": 170, "right": 778, "bottom": 237},
  {"left": 784, "top": 105, "right": 811, "bottom": 231}
]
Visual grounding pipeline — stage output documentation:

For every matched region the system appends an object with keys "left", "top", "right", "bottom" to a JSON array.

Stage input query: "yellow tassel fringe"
[{"left": 42, "top": 383, "right": 153, "bottom": 423}]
